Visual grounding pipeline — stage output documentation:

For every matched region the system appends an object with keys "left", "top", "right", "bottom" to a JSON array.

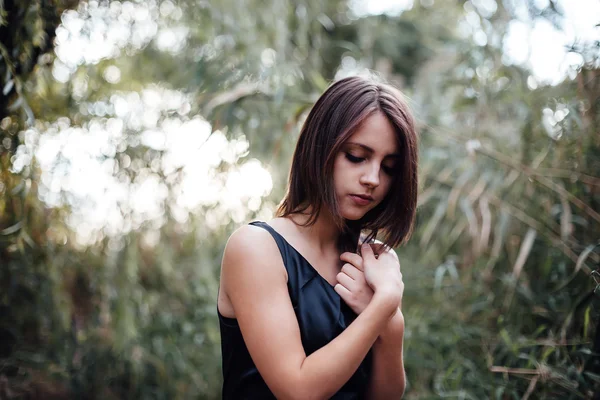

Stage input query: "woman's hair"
[{"left": 276, "top": 75, "right": 419, "bottom": 252}]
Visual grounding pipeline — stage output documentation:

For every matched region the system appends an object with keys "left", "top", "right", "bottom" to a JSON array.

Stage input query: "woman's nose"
[{"left": 360, "top": 164, "right": 380, "bottom": 187}]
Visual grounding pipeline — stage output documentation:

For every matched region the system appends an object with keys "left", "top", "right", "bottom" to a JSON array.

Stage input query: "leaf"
[
  {"left": 10, "top": 179, "right": 25, "bottom": 195},
  {"left": 308, "top": 70, "right": 328, "bottom": 92},
  {"left": 466, "top": 176, "right": 487, "bottom": 203},
  {"left": 203, "top": 82, "right": 263, "bottom": 115},
  {"left": 417, "top": 183, "right": 438, "bottom": 207},
  {"left": 583, "top": 305, "right": 591, "bottom": 340},
  {"left": 486, "top": 207, "right": 510, "bottom": 271},
  {"left": 20, "top": 229, "right": 35, "bottom": 247},
  {"left": 1, "top": 220, "right": 22, "bottom": 235},
  {"left": 478, "top": 195, "right": 491, "bottom": 254},
  {"left": 558, "top": 185, "right": 572, "bottom": 241},
  {"left": 574, "top": 243, "right": 599, "bottom": 275},
  {"left": 551, "top": 243, "right": 599, "bottom": 292},
  {"left": 420, "top": 196, "right": 448, "bottom": 248},
  {"left": 3, "top": 78, "right": 13, "bottom": 95},
  {"left": 583, "top": 372, "right": 600, "bottom": 383},
  {"left": 512, "top": 228, "right": 537, "bottom": 281},
  {"left": 434, "top": 263, "right": 447, "bottom": 290},
  {"left": 7, "top": 94, "right": 23, "bottom": 111},
  {"left": 32, "top": 16, "right": 47, "bottom": 48},
  {"left": 434, "top": 259, "right": 459, "bottom": 291},
  {"left": 541, "top": 346, "right": 555, "bottom": 363},
  {"left": 447, "top": 167, "right": 474, "bottom": 218},
  {"left": 0, "top": 6, "right": 6, "bottom": 27},
  {"left": 459, "top": 198, "right": 478, "bottom": 255}
]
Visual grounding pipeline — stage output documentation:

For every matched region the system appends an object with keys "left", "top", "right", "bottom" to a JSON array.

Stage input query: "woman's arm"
[
  {"left": 337, "top": 248, "right": 406, "bottom": 398},
  {"left": 367, "top": 311, "right": 406, "bottom": 399},
  {"left": 221, "top": 226, "right": 402, "bottom": 400}
]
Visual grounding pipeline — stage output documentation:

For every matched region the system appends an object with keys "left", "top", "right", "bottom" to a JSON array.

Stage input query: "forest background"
[{"left": 1, "top": 0, "right": 599, "bottom": 398}]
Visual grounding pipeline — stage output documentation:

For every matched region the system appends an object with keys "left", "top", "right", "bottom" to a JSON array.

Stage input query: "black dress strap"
[{"left": 249, "top": 220, "right": 290, "bottom": 267}]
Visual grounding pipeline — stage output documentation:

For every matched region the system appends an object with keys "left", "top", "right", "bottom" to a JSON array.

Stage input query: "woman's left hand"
[{"left": 334, "top": 252, "right": 374, "bottom": 315}]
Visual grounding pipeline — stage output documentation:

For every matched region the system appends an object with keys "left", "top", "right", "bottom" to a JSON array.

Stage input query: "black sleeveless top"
[{"left": 218, "top": 221, "right": 373, "bottom": 399}]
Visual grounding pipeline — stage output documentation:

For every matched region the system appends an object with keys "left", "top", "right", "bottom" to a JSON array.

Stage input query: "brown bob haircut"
[{"left": 277, "top": 75, "right": 418, "bottom": 253}]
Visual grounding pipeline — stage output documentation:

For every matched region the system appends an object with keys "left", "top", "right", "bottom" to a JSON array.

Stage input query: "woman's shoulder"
[
  {"left": 225, "top": 222, "right": 275, "bottom": 256},
  {"left": 222, "top": 221, "right": 288, "bottom": 273}
]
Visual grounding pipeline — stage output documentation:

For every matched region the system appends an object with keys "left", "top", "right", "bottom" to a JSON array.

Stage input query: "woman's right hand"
[{"left": 360, "top": 243, "right": 403, "bottom": 312}]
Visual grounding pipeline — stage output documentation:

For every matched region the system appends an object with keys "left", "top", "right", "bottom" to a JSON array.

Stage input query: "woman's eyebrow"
[{"left": 345, "top": 142, "right": 400, "bottom": 158}]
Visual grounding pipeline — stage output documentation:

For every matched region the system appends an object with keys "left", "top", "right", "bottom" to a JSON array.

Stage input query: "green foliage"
[
  {"left": 0, "top": 0, "right": 599, "bottom": 398},
  {"left": 401, "top": 7, "right": 600, "bottom": 395}
]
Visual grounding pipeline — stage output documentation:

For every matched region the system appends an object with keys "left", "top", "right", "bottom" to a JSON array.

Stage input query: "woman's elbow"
[
  {"left": 275, "top": 387, "right": 329, "bottom": 400},
  {"left": 271, "top": 379, "right": 333, "bottom": 400}
]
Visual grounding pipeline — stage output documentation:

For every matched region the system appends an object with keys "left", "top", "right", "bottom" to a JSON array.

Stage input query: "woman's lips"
[{"left": 349, "top": 194, "right": 373, "bottom": 206}]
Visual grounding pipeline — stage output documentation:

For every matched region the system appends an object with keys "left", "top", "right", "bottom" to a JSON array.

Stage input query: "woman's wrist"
[{"left": 371, "top": 290, "right": 402, "bottom": 319}]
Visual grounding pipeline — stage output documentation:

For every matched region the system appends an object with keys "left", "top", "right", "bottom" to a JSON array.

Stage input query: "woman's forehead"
[{"left": 344, "top": 112, "right": 399, "bottom": 155}]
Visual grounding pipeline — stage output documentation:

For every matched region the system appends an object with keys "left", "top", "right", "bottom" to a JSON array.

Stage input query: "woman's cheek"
[{"left": 381, "top": 179, "right": 393, "bottom": 197}]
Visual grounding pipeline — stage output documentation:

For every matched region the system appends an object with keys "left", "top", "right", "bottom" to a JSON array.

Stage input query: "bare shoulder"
[
  {"left": 219, "top": 224, "right": 288, "bottom": 317},
  {"left": 222, "top": 224, "right": 287, "bottom": 277},
  {"left": 220, "top": 225, "right": 306, "bottom": 397},
  {"left": 225, "top": 224, "right": 275, "bottom": 255}
]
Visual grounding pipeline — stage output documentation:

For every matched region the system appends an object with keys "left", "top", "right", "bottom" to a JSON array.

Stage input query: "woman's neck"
[{"left": 289, "top": 206, "right": 341, "bottom": 254}]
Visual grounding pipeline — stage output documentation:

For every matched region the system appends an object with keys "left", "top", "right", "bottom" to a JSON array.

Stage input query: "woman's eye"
[
  {"left": 382, "top": 165, "right": 396, "bottom": 175},
  {"left": 345, "top": 153, "right": 364, "bottom": 163}
]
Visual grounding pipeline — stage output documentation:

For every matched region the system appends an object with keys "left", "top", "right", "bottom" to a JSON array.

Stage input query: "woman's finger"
[
  {"left": 340, "top": 252, "right": 364, "bottom": 271},
  {"left": 334, "top": 283, "right": 352, "bottom": 300},
  {"left": 336, "top": 271, "right": 355, "bottom": 289},
  {"left": 341, "top": 263, "right": 361, "bottom": 280},
  {"left": 361, "top": 243, "right": 376, "bottom": 263},
  {"left": 379, "top": 248, "right": 401, "bottom": 266}
]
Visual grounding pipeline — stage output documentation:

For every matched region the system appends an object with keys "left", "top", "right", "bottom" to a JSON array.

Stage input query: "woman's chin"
[{"left": 340, "top": 210, "right": 367, "bottom": 221}]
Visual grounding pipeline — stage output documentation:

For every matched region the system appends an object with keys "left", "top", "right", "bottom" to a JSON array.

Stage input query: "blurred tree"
[
  {"left": 1, "top": 1, "right": 82, "bottom": 398},
  {"left": 1, "top": 0, "right": 598, "bottom": 398},
  {"left": 398, "top": 1, "right": 600, "bottom": 397},
  {"left": 0, "top": 0, "right": 79, "bottom": 147}
]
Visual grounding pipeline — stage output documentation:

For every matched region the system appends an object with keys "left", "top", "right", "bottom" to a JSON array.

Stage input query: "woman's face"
[{"left": 333, "top": 111, "right": 399, "bottom": 221}]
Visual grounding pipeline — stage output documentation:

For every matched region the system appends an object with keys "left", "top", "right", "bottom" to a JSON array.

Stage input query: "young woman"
[{"left": 217, "top": 75, "right": 418, "bottom": 399}]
